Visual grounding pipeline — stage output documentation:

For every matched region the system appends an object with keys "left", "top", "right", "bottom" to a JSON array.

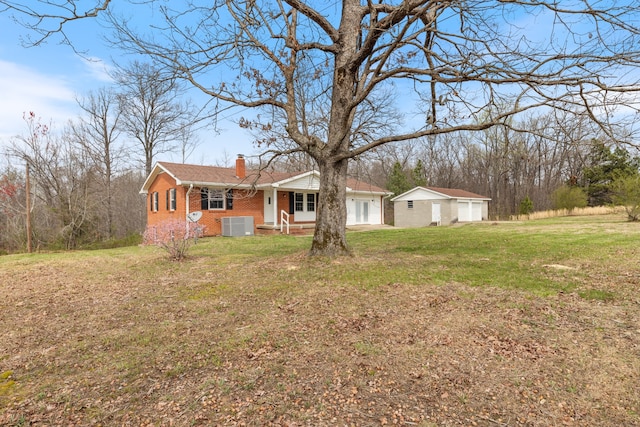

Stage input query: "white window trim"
[
  {"left": 208, "top": 188, "right": 225, "bottom": 210},
  {"left": 294, "top": 192, "right": 316, "bottom": 213}
]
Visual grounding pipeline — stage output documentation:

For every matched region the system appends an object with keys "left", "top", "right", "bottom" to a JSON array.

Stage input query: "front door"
[{"left": 263, "top": 191, "right": 274, "bottom": 224}]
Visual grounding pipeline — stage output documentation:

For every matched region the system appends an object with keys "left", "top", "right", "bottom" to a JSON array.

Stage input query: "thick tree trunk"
[
  {"left": 309, "top": 157, "right": 351, "bottom": 257},
  {"left": 307, "top": 0, "right": 359, "bottom": 257}
]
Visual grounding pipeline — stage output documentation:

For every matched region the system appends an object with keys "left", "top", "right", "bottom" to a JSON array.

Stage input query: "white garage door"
[
  {"left": 458, "top": 200, "right": 483, "bottom": 222},
  {"left": 472, "top": 202, "right": 483, "bottom": 221},
  {"left": 457, "top": 201, "right": 471, "bottom": 222}
]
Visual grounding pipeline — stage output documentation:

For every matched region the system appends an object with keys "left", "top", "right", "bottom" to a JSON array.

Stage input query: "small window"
[
  {"left": 407, "top": 200, "right": 414, "bottom": 209},
  {"left": 295, "top": 193, "right": 304, "bottom": 212},
  {"left": 169, "top": 188, "right": 177, "bottom": 211},
  {"left": 307, "top": 193, "right": 315, "bottom": 212},
  {"left": 151, "top": 192, "right": 159, "bottom": 212}
]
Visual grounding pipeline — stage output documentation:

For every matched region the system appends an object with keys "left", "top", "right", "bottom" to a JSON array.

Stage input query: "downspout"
[
  {"left": 186, "top": 184, "right": 194, "bottom": 233},
  {"left": 382, "top": 193, "right": 392, "bottom": 225}
]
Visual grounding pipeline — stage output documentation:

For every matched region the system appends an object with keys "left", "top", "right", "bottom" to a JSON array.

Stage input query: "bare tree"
[
  {"left": 0, "top": 161, "right": 27, "bottom": 251},
  {"left": 3, "top": 1, "right": 640, "bottom": 256},
  {"left": 112, "top": 61, "right": 196, "bottom": 176},
  {"left": 72, "top": 88, "right": 122, "bottom": 238},
  {"left": 9, "top": 113, "right": 95, "bottom": 249}
]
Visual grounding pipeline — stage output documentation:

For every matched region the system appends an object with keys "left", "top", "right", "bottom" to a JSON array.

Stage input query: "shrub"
[
  {"left": 142, "top": 219, "right": 205, "bottom": 261},
  {"left": 552, "top": 185, "right": 587, "bottom": 213},
  {"left": 610, "top": 174, "right": 640, "bottom": 221},
  {"left": 519, "top": 196, "right": 534, "bottom": 216}
]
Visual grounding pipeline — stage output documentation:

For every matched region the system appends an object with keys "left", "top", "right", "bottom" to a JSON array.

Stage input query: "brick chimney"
[{"left": 235, "top": 154, "right": 246, "bottom": 179}]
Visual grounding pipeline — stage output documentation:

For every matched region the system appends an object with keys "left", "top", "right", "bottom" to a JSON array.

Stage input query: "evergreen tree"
[
  {"left": 582, "top": 141, "right": 640, "bottom": 206},
  {"left": 519, "top": 196, "right": 534, "bottom": 216},
  {"left": 386, "top": 161, "right": 412, "bottom": 197},
  {"left": 411, "top": 159, "right": 427, "bottom": 188}
]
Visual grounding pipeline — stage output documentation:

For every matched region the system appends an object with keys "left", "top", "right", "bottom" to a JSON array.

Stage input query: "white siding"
[
  {"left": 347, "top": 196, "right": 383, "bottom": 225},
  {"left": 393, "top": 187, "right": 447, "bottom": 201},
  {"left": 284, "top": 175, "right": 320, "bottom": 190}
]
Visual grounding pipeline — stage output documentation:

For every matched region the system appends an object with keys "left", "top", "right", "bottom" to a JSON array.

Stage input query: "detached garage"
[{"left": 391, "top": 186, "right": 491, "bottom": 227}]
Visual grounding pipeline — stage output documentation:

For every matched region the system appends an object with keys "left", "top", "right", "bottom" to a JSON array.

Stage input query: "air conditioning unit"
[{"left": 221, "top": 216, "right": 254, "bottom": 237}]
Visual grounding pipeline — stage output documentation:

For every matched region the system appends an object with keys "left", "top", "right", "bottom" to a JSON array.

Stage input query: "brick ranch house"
[{"left": 140, "top": 155, "right": 392, "bottom": 236}]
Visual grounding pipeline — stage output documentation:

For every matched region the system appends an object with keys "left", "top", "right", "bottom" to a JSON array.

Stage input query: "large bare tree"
[{"left": 3, "top": 0, "right": 640, "bottom": 256}]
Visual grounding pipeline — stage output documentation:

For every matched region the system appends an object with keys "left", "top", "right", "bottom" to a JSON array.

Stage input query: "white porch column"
[{"left": 273, "top": 187, "right": 279, "bottom": 225}]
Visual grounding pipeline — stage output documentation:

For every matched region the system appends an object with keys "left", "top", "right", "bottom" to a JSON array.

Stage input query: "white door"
[
  {"left": 432, "top": 202, "right": 441, "bottom": 225},
  {"left": 263, "top": 191, "right": 274, "bottom": 223},
  {"left": 356, "top": 200, "right": 369, "bottom": 224}
]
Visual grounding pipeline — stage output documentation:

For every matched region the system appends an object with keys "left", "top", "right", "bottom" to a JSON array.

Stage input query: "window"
[
  {"left": 307, "top": 193, "right": 315, "bottom": 212},
  {"left": 407, "top": 200, "right": 414, "bottom": 209},
  {"left": 201, "top": 188, "right": 233, "bottom": 210},
  {"left": 151, "top": 192, "right": 159, "bottom": 212},
  {"left": 168, "top": 188, "right": 177, "bottom": 211},
  {"left": 295, "top": 192, "right": 304, "bottom": 212},
  {"left": 209, "top": 189, "right": 225, "bottom": 209}
]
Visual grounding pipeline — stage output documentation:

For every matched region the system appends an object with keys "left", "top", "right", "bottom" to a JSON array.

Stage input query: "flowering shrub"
[{"left": 142, "top": 219, "right": 205, "bottom": 261}]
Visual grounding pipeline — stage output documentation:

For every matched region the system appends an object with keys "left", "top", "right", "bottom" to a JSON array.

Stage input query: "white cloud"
[
  {"left": 0, "top": 60, "right": 77, "bottom": 141},
  {"left": 81, "top": 56, "right": 114, "bottom": 83}
]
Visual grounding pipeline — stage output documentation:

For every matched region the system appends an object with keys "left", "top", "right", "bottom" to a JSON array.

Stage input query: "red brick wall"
[
  {"left": 146, "top": 172, "right": 185, "bottom": 226},
  {"left": 187, "top": 188, "right": 264, "bottom": 236},
  {"left": 146, "top": 173, "right": 266, "bottom": 236}
]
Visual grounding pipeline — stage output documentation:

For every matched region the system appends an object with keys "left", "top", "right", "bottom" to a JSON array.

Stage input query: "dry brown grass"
[
  {"left": 511, "top": 205, "right": 623, "bottom": 221},
  {"left": 0, "top": 221, "right": 639, "bottom": 426}
]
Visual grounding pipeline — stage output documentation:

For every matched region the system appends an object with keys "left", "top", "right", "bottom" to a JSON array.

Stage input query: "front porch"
[{"left": 256, "top": 222, "right": 316, "bottom": 235}]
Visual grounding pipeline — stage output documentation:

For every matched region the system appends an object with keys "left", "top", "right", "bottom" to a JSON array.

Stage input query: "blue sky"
[
  {"left": 2, "top": 2, "right": 638, "bottom": 168},
  {"left": 0, "top": 12, "right": 256, "bottom": 167}
]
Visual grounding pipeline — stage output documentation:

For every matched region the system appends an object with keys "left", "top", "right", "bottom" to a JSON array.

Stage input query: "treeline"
[
  {"left": 2, "top": 85, "right": 639, "bottom": 252},
  {"left": 351, "top": 110, "right": 640, "bottom": 220},
  {"left": 0, "top": 61, "right": 202, "bottom": 252}
]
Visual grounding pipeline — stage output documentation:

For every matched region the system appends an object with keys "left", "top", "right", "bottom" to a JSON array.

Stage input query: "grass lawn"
[{"left": 1, "top": 214, "right": 639, "bottom": 426}]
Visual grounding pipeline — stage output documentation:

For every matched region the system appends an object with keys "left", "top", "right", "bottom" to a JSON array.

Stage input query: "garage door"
[
  {"left": 472, "top": 202, "right": 483, "bottom": 221},
  {"left": 457, "top": 201, "right": 471, "bottom": 222},
  {"left": 458, "top": 200, "right": 483, "bottom": 222}
]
